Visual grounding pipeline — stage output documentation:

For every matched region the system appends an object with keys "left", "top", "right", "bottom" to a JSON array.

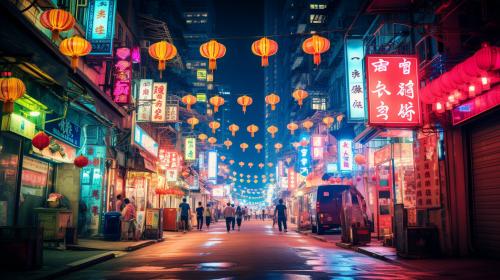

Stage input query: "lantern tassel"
[
  {"left": 214, "top": 106, "right": 219, "bottom": 112},
  {"left": 209, "top": 59, "right": 216, "bottom": 70},
  {"left": 158, "top": 60, "right": 166, "bottom": 71},
  {"left": 231, "top": 131, "right": 235, "bottom": 136},
  {"left": 2, "top": 101, "right": 14, "bottom": 113},
  {"left": 251, "top": 132, "right": 254, "bottom": 137},
  {"left": 313, "top": 53, "right": 321, "bottom": 65},
  {"left": 242, "top": 106, "right": 246, "bottom": 114},
  {"left": 51, "top": 30, "right": 60, "bottom": 41},
  {"left": 271, "top": 104, "right": 276, "bottom": 110},
  {"left": 71, "top": 56, "right": 78, "bottom": 73},
  {"left": 187, "top": 104, "right": 192, "bottom": 111},
  {"left": 261, "top": 56, "right": 269, "bottom": 67}
]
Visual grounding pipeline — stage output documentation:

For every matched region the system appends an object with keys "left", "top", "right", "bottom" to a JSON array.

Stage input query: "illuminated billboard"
[{"left": 208, "top": 151, "right": 218, "bottom": 180}]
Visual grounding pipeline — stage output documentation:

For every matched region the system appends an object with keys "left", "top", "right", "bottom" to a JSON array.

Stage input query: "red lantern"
[
  {"left": 32, "top": 131, "right": 50, "bottom": 150},
  {"left": 74, "top": 155, "right": 89, "bottom": 168}
]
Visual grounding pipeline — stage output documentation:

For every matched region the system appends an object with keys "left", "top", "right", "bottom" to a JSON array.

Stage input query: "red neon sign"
[{"left": 366, "top": 55, "right": 421, "bottom": 127}]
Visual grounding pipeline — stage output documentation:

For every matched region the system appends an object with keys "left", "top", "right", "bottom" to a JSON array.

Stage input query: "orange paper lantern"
[
  {"left": 229, "top": 159, "right": 235, "bottom": 165},
  {"left": 228, "top": 124, "right": 240, "bottom": 136},
  {"left": 302, "top": 34, "right": 330, "bottom": 65},
  {"left": 186, "top": 117, "right": 199, "bottom": 129},
  {"left": 247, "top": 124, "right": 259, "bottom": 137},
  {"left": 208, "top": 121, "right": 220, "bottom": 134},
  {"left": 198, "top": 133, "right": 208, "bottom": 143},
  {"left": 287, "top": 122, "right": 299, "bottom": 135},
  {"left": 255, "top": 143, "right": 263, "bottom": 153},
  {"left": 199, "top": 40, "right": 226, "bottom": 71},
  {"left": 148, "top": 41, "right": 177, "bottom": 78},
  {"left": 237, "top": 95, "right": 253, "bottom": 113},
  {"left": 240, "top": 142, "right": 249, "bottom": 152},
  {"left": 292, "top": 89, "right": 308, "bottom": 107},
  {"left": 251, "top": 37, "right": 278, "bottom": 67},
  {"left": 322, "top": 116, "right": 334, "bottom": 128},
  {"left": 39, "top": 9, "right": 75, "bottom": 41},
  {"left": 292, "top": 142, "right": 300, "bottom": 150},
  {"left": 181, "top": 94, "right": 197, "bottom": 111},
  {"left": 268, "top": 162, "right": 274, "bottom": 168},
  {"left": 0, "top": 74, "right": 26, "bottom": 113},
  {"left": 265, "top": 93, "right": 280, "bottom": 110},
  {"left": 302, "top": 120, "right": 314, "bottom": 131},
  {"left": 220, "top": 155, "right": 226, "bottom": 161},
  {"left": 274, "top": 143, "right": 283, "bottom": 153},
  {"left": 224, "top": 139, "right": 233, "bottom": 149},
  {"left": 354, "top": 154, "right": 367, "bottom": 165},
  {"left": 208, "top": 137, "right": 217, "bottom": 145},
  {"left": 258, "top": 163, "right": 264, "bottom": 169},
  {"left": 59, "top": 36, "right": 92, "bottom": 72},
  {"left": 209, "top": 95, "right": 225, "bottom": 112},
  {"left": 267, "top": 125, "right": 278, "bottom": 138},
  {"left": 248, "top": 162, "right": 254, "bottom": 168},
  {"left": 239, "top": 161, "right": 245, "bottom": 167}
]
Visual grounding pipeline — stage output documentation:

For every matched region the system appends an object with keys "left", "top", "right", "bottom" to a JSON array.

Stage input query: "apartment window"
[
  {"left": 312, "top": 97, "right": 327, "bottom": 110},
  {"left": 310, "top": 4, "right": 327, "bottom": 9},
  {"left": 310, "top": 14, "right": 326, "bottom": 24}
]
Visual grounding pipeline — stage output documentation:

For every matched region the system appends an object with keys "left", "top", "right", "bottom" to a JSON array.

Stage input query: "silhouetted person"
[
  {"left": 196, "top": 202, "right": 204, "bottom": 230},
  {"left": 179, "top": 198, "right": 191, "bottom": 233},
  {"left": 274, "top": 199, "right": 287, "bottom": 232}
]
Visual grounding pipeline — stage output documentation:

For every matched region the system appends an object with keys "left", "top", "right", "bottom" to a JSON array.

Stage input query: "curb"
[
  {"left": 296, "top": 230, "right": 337, "bottom": 243},
  {"left": 37, "top": 252, "right": 116, "bottom": 280},
  {"left": 334, "top": 242, "right": 395, "bottom": 263},
  {"left": 67, "top": 239, "right": 159, "bottom": 252},
  {"left": 125, "top": 240, "right": 157, "bottom": 252}
]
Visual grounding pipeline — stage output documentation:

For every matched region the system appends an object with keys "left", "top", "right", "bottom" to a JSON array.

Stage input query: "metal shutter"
[{"left": 470, "top": 113, "right": 500, "bottom": 256}]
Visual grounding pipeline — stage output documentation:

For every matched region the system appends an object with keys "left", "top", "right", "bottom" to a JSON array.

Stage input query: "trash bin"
[{"left": 103, "top": 211, "right": 122, "bottom": 241}]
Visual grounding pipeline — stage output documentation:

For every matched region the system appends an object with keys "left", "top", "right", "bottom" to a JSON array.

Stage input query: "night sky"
[{"left": 213, "top": 0, "right": 266, "bottom": 191}]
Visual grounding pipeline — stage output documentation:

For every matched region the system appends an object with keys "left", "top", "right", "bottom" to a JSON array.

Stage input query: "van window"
[{"left": 323, "top": 192, "right": 329, "bottom": 197}]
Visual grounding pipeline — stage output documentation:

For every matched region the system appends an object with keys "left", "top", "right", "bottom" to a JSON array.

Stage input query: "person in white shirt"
[{"left": 223, "top": 202, "right": 235, "bottom": 233}]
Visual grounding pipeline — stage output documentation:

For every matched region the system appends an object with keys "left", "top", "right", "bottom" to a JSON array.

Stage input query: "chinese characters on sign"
[
  {"left": 287, "top": 168, "right": 297, "bottom": 190},
  {"left": 159, "top": 149, "right": 180, "bottom": 182},
  {"left": 165, "top": 104, "right": 179, "bottom": 122},
  {"left": 113, "top": 48, "right": 131, "bottom": 104},
  {"left": 208, "top": 151, "right": 217, "bottom": 180},
  {"left": 85, "top": 0, "right": 117, "bottom": 55},
  {"left": 311, "top": 135, "right": 324, "bottom": 160},
  {"left": 137, "top": 79, "right": 153, "bottom": 122},
  {"left": 297, "top": 146, "right": 310, "bottom": 177},
  {"left": 338, "top": 139, "right": 353, "bottom": 171},
  {"left": 44, "top": 115, "right": 81, "bottom": 147},
  {"left": 345, "top": 39, "right": 366, "bottom": 120},
  {"left": 151, "top": 83, "right": 167, "bottom": 123},
  {"left": 366, "top": 55, "right": 421, "bottom": 127},
  {"left": 184, "top": 137, "right": 196, "bottom": 161}
]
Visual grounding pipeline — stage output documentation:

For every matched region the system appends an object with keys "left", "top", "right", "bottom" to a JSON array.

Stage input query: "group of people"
[
  {"left": 222, "top": 202, "right": 245, "bottom": 232},
  {"left": 178, "top": 198, "right": 214, "bottom": 233},
  {"left": 115, "top": 194, "right": 139, "bottom": 240}
]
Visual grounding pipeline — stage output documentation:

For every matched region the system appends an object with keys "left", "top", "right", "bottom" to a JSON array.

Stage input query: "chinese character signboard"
[
  {"left": 366, "top": 55, "right": 421, "bottom": 127},
  {"left": 133, "top": 124, "right": 158, "bottom": 157},
  {"left": 86, "top": 0, "right": 117, "bottom": 55},
  {"left": 297, "top": 146, "right": 310, "bottom": 177},
  {"left": 160, "top": 149, "right": 180, "bottom": 182},
  {"left": 151, "top": 82, "right": 167, "bottom": 123},
  {"left": 45, "top": 115, "right": 81, "bottom": 147},
  {"left": 165, "top": 104, "right": 179, "bottom": 122},
  {"left": 137, "top": 79, "right": 153, "bottom": 122},
  {"left": 311, "top": 135, "right": 324, "bottom": 160},
  {"left": 113, "top": 48, "right": 131, "bottom": 104},
  {"left": 338, "top": 139, "right": 353, "bottom": 172},
  {"left": 287, "top": 168, "right": 297, "bottom": 190},
  {"left": 208, "top": 151, "right": 217, "bottom": 180},
  {"left": 345, "top": 39, "right": 366, "bottom": 121},
  {"left": 184, "top": 137, "right": 196, "bottom": 161}
]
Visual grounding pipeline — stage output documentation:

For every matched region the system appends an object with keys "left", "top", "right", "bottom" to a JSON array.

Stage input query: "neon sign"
[{"left": 86, "top": 0, "right": 117, "bottom": 55}]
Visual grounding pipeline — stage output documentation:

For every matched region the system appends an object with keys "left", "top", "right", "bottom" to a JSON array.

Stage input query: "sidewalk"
[
  {"left": 67, "top": 238, "right": 158, "bottom": 252},
  {"left": 2, "top": 249, "right": 117, "bottom": 280}
]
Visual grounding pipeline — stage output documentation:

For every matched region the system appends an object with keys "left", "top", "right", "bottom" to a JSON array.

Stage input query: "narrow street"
[{"left": 63, "top": 220, "right": 435, "bottom": 280}]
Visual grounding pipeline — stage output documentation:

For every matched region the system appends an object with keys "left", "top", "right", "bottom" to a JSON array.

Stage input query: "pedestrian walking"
[
  {"left": 223, "top": 202, "right": 235, "bottom": 233},
  {"left": 236, "top": 206, "right": 243, "bottom": 231},
  {"left": 121, "top": 198, "right": 137, "bottom": 240},
  {"left": 179, "top": 198, "right": 191, "bottom": 233},
  {"left": 274, "top": 199, "right": 288, "bottom": 232},
  {"left": 196, "top": 202, "right": 204, "bottom": 231},
  {"left": 204, "top": 204, "right": 212, "bottom": 229},
  {"left": 261, "top": 209, "right": 265, "bottom": 220},
  {"left": 231, "top": 203, "right": 236, "bottom": 230}
]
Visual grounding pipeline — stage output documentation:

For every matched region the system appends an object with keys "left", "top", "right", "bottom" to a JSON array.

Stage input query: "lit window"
[
  {"left": 310, "top": 14, "right": 326, "bottom": 24},
  {"left": 312, "top": 97, "right": 326, "bottom": 110},
  {"left": 310, "top": 4, "right": 327, "bottom": 9},
  {"left": 186, "top": 19, "right": 192, "bottom": 24}
]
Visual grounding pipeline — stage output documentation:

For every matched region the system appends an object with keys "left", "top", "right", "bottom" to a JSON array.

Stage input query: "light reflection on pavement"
[{"left": 62, "top": 220, "right": 439, "bottom": 280}]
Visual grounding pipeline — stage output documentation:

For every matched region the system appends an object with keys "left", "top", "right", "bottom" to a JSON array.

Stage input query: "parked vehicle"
[
  {"left": 304, "top": 185, "right": 350, "bottom": 235},
  {"left": 341, "top": 187, "right": 371, "bottom": 244}
]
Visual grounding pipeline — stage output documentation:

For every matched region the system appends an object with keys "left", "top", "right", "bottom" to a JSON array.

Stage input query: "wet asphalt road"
[{"left": 62, "top": 220, "right": 438, "bottom": 280}]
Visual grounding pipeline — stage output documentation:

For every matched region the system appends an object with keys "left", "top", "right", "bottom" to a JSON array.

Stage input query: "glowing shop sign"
[
  {"left": 1, "top": 113, "right": 36, "bottom": 139},
  {"left": 208, "top": 151, "right": 218, "bottom": 180},
  {"left": 338, "top": 139, "right": 353, "bottom": 171},
  {"left": 311, "top": 135, "right": 324, "bottom": 160},
  {"left": 159, "top": 148, "right": 180, "bottom": 182},
  {"left": 86, "top": 0, "right": 117, "bottom": 55},
  {"left": 152, "top": 83, "right": 167, "bottom": 123},
  {"left": 137, "top": 79, "right": 153, "bottom": 122},
  {"left": 366, "top": 55, "right": 421, "bottom": 127},
  {"left": 184, "top": 137, "right": 196, "bottom": 161},
  {"left": 345, "top": 39, "right": 366, "bottom": 121},
  {"left": 113, "top": 47, "right": 131, "bottom": 104},
  {"left": 297, "top": 146, "right": 310, "bottom": 177},
  {"left": 196, "top": 93, "right": 207, "bottom": 102},
  {"left": 133, "top": 124, "right": 158, "bottom": 157}
]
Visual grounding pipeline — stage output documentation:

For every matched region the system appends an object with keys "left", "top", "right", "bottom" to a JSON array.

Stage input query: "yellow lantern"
[
  {"left": 209, "top": 95, "right": 225, "bottom": 112},
  {"left": 255, "top": 143, "right": 263, "bottom": 153},
  {"left": 186, "top": 117, "right": 199, "bottom": 129},
  {"left": 181, "top": 94, "right": 197, "bottom": 111},
  {"left": 302, "top": 120, "right": 314, "bottom": 131},
  {"left": 0, "top": 74, "right": 26, "bottom": 113},
  {"left": 223, "top": 139, "right": 232, "bottom": 149},
  {"left": 208, "top": 121, "right": 220, "bottom": 134},
  {"left": 251, "top": 37, "right": 278, "bottom": 67},
  {"left": 39, "top": 9, "right": 76, "bottom": 41},
  {"left": 228, "top": 124, "right": 239, "bottom": 136},
  {"left": 302, "top": 34, "right": 330, "bottom": 65},
  {"left": 322, "top": 116, "right": 334, "bottom": 128},
  {"left": 229, "top": 159, "right": 235, "bottom": 165},
  {"left": 267, "top": 125, "right": 278, "bottom": 138},
  {"left": 274, "top": 143, "right": 283, "bottom": 153},
  {"left": 198, "top": 133, "right": 208, "bottom": 143},
  {"left": 237, "top": 95, "right": 253, "bottom": 113},
  {"left": 208, "top": 137, "right": 217, "bottom": 146},
  {"left": 247, "top": 124, "right": 259, "bottom": 137},
  {"left": 199, "top": 40, "right": 226, "bottom": 71},
  {"left": 220, "top": 155, "right": 226, "bottom": 161},
  {"left": 265, "top": 93, "right": 280, "bottom": 110},
  {"left": 287, "top": 122, "right": 299, "bottom": 135},
  {"left": 258, "top": 163, "right": 264, "bottom": 169},
  {"left": 239, "top": 161, "right": 245, "bottom": 167},
  {"left": 248, "top": 162, "right": 254, "bottom": 168},
  {"left": 240, "top": 142, "right": 249, "bottom": 152},
  {"left": 292, "top": 89, "right": 308, "bottom": 108},
  {"left": 59, "top": 36, "right": 92, "bottom": 72},
  {"left": 148, "top": 41, "right": 177, "bottom": 78}
]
